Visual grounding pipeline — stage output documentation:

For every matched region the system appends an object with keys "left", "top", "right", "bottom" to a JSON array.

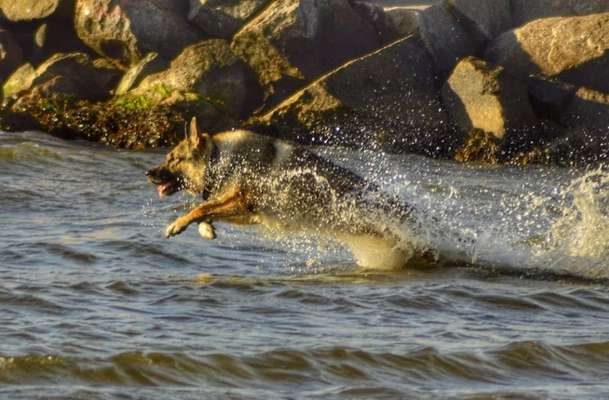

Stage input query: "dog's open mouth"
[
  {"left": 146, "top": 169, "right": 182, "bottom": 199},
  {"left": 155, "top": 181, "right": 178, "bottom": 198}
]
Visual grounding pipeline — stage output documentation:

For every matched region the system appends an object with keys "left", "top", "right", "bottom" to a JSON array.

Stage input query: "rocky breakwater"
[{"left": 0, "top": 0, "right": 608, "bottom": 164}]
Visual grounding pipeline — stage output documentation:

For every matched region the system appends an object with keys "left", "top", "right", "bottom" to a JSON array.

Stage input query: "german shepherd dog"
[{"left": 146, "top": 118, "right": 425, "bottom": 269}]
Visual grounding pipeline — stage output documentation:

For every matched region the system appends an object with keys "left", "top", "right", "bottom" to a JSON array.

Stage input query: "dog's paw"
[
  {"left": 165, "top": 219, "right": 188, "bottom": 238},
  {"left": 198, "top": 222, "right": 216, "bottom": 240}
]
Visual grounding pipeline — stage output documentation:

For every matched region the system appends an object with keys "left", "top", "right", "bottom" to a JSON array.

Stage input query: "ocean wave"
[{"left": 2, "top": 341, "right": 609, "bottom": 390}]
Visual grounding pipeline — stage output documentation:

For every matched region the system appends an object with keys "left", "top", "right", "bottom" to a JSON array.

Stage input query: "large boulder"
[
  {"left": 75, "top": 0, "right": 204, "bottom": 68},
  {"left": 486, "top": 13, "right": 609, "bottom": 93},
  {"left": 442, "top": 57, "right": 539, "bottom": 159},
  {"left": 0, "top": 29, "right": 22, "bottom": 83},
  {"left": 230, "top": 0, "right": 380, "bottom": 106},
  {"left": 188, "top": 0, "right": 270, "bottom": 38},
  {"left": 0, "top": 0, "right": 71, "bottom": 21},
  {"left": 129, "top": 39, "right": 262, "bottom": 120},
  {"left": 252, "top": 35, "right": 454, "bottom": 156},
  {"left": 415, "top": 2, "right": 485, "bottom": 75},
  {"left": 511, "top": 0, "right": 609, "bottom": 27},
  {"left": 4, "top": 52, "right": 120, "bottom": 103}
]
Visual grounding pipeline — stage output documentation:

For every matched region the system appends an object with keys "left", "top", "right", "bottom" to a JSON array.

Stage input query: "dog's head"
[{"left": 146, "top": 117, "right": 212, "bottom": 198}]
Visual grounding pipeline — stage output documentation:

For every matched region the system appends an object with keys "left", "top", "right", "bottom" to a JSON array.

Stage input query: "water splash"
[{"left": 532, "top": 168, "right": 609, "bottom": 278}]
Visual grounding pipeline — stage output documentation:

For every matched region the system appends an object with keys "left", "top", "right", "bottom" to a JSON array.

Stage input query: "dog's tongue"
[{"left": 157, "top": 183, "right": 171, "bottom": 199}]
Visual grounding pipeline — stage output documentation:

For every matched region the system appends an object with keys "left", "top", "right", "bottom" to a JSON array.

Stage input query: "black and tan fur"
[{"left": 147, "top": 118, "right": 420, "bottom": 269}]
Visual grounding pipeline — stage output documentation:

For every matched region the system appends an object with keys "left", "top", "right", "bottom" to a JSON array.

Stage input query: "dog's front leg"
[{"left": 165, "top": 189, "right": 248, "bottom": 238}]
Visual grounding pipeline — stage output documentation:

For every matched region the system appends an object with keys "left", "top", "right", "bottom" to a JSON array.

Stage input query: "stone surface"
[
  {"left": 6, "top": 53, "right": 120, "bottom": 103},
  {"left": 351, "top": 1, "right": 420, "bottom": 43},
  {"left": 449, "top": 0, "right": 511, "bottom": 41},
  {"left": 561, "top": 87, "right": 609, "bottom": 130},
  {"left": 131, "top": 39, "right": 262, "bottom": 119},
  {"left": 416, "top": 2, "right": 485, "bottom": 74},
  {"left": 442, "top": 57, "right": 538, "bottom": 142},
  {"left": 188, "top": 0, "right": 269, "bottom": 38},
  {"left": 0, "top": 30, "right": 23, "bottom": 83},
  {"left": 231, "top": 0, "right": 380, "bottom": 106},
  {"left": 526, "top": 76, "right": 577, "bottom": 120},
  {"left": 486, "top": 13, "right": 609, "bottom": 93},
  {"left": 75, "top": 0, "right": 204, "bottom": 68},
  {"left": 253, "top": 35, "right": 453, "bottom": 156},
  {"left": 30, "top": 17, "right": 93, "bottom": 64},
  {"left": 511, "top": 0, "right": 609, "bottom": 27},
  {"left": 0, "top": 0, "right": 64, "bottom": 21},
  {"left": 3, "top": 63, "right": 35, "bottom": 101},
  {"left": 115, "top": 52, "right": 166, "bottom": 96}
]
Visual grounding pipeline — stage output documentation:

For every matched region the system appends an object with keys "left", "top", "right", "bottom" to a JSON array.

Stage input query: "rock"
[
  {"left": 350, "top": 1, "right": 421, "bottom": 44},
  {"left": 252, "top": 35, "right": 453, "bottom": 156},
  {"left": 188, "top": 0, "right": 269, "bottom": 38},
  {"left": 442, "top": 57, "right": 539, "bottom": 157},
  {"left": 30, "top": 18, "right": 93, "bottom": 64},
  {"left": 486, "top": 13, "right": 609, "bottom": 93},
  {"left": 0, "top": 0, "right": 66, "bottom": 21},
  {"left": 0, "top": 30, "right": 23, "bottom": 83},
  {"left": 130, "top": 39, "right": 262, "bottom": 119},
  {"left": 8, "top": 94, "right": 189, "bottom": 149},
  {"left": 115, "top": 52, "right": 166, "bottom": 96},
  {"left": 561, "top": 87, "right": 609, "bottom": 130},
  {"left": 448, "top": 0, "right": 511, "bottom": 41},
  {"left": 352, "top": 0, "right": 510, "bottom": 46},
  {"left": 6, "top": 53, "right": 120, "bottom": 103},
  {"left": 511, "top": 0, "right": 609, "bottom": 27},
  {"left": 231, "top": 0, "right": 380, "bottom": 106},
  {"left": 454, "top": 128, "right": 501, "bottom": 164},
  {"left": 3, "top": 63, "right": 35, "bottom": 102},
  {"left": 526, "top": 76, "right": 576, "bottom": 120},
  {"left": 75, "top": 0, "right": 204, "bottom": 68},
  {"left": 416, "top": 2, "right": 485, "bottom": 74}
]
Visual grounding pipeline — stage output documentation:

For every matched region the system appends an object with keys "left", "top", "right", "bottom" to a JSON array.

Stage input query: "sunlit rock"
[
  {"left": 75, "top": 0, "right": 203, "bottom": 68},
  {"left": 0, "top": 0, "right": 69, "bottom": 21},
  {"left": 129, "top": 39, "right": 262, "bottom": 122},
  {"left": 442, "top": 57, "right": 540, "bottom": 161},
  {"left": 114, "top": 52, "right": 166, "bottom": 96},
  {"left": 231, "top": 0, "right": 380, "bottom": 107},
  {"left": 2, "top": 63, "right": 35, "bottom": 102},
  {"left": 486, "top": 13, "right": 609, "bottom": 93},
  {"left": 511, "top": 0, "right": 609, "bottom": 28}
]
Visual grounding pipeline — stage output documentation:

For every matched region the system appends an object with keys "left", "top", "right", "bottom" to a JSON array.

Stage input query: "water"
[{"left": 2, "top": 131, "right": 609, "bottom": 399}]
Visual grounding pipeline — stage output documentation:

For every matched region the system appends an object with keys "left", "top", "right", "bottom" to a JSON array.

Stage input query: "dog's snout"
[{"left": 145, "top": 170, "right": 153, "bottom": 177}]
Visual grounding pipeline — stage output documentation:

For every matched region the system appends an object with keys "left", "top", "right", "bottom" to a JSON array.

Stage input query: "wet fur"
[{"left": 147, "top": 118, "right": 418, "bottom": 269}]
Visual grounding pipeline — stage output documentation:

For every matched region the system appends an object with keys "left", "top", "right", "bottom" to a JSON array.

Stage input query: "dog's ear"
[{"left": 187, "top": 117, "right": 209, "bottom": 150}]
